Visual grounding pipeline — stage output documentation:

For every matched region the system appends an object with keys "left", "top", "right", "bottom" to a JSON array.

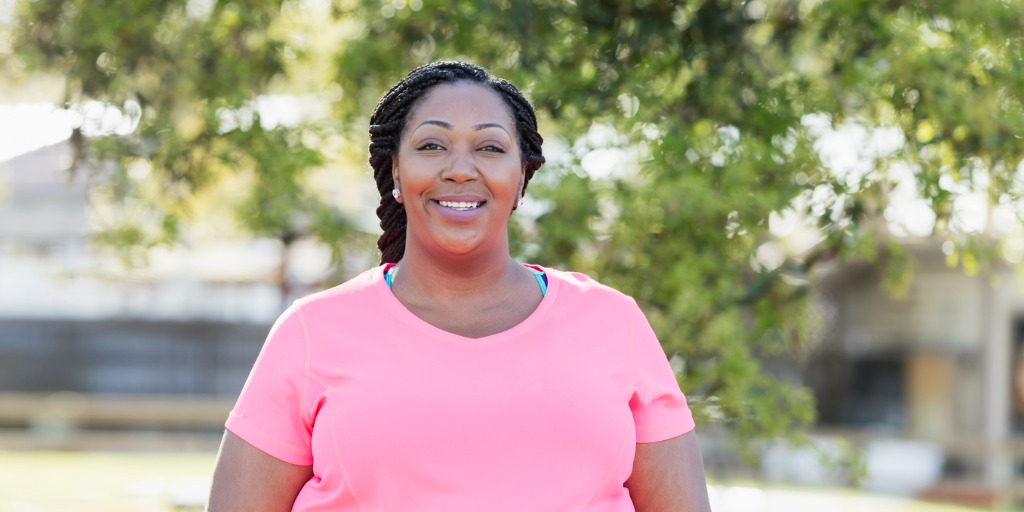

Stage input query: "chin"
[
  {"left": 437, "top": 242, "right": 480, "bottom": 256},
  {"left": 433, "top": 235, "right": 491, "bottom": 256}
]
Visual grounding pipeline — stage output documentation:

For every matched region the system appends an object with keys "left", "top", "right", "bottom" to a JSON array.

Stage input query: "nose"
[{"left": 441, "top": 146, "right": 479, "bottom": 183}]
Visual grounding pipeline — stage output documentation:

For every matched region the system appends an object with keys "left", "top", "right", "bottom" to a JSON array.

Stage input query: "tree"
[
  {"left": 7, "top": 0, "right": 364, "bottom": 293},
  {"left": 329, "top": 0, "right": 1024, "bottom": 443},
  {"left": 7, "top": 0, "right": 1024, "bottom": 445}
]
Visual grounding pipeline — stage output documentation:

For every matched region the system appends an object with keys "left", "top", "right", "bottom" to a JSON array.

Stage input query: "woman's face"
[{"left": 393, "top": 81, "right": 524, "bottom": 258}]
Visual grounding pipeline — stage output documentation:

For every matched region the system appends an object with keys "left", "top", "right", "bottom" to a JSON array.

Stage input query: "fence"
[{"left": 0, "top": 392, "right": 232, "bottom": 450}]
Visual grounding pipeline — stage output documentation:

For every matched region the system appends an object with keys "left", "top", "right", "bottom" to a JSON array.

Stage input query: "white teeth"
[{"left": 438, "top": 200, "right": 483, "bottom": 210}]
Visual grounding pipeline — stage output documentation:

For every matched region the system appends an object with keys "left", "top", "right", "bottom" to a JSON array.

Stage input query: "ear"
[
  {"left": 517, "top": 164, "right": 527, "bottom": 200},
  {"left": 391, "top": 155, "right": 403, "bottom": 203},
  {"left": 512, "top": 165, "right": 527, "bottom": 211}
]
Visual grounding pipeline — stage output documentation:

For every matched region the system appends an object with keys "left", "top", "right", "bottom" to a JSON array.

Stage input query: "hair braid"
[{"left": 368, "top": 61, "right": 546, "bottom": 264}]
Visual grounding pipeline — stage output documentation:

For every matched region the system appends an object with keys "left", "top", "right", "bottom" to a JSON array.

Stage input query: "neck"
[{"left": 392, "top": 242, "right": 521, "bottom": 300}]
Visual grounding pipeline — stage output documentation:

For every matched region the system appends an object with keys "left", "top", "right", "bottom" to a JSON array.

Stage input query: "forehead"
[{"left": 405, "top": 82, "right": 515, "bottom": 129}]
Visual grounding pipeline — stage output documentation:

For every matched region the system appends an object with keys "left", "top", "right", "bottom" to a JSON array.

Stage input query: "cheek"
[
  {"left": 395, "top": 154, "right": 433, "bottom": 186},
  {"left": 497, "top": 170, "right": 523, "bottom": 197}
]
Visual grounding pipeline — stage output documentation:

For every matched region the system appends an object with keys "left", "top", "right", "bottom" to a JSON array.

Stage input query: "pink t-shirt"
[{"left": 226, "top": 265, "right": 695, "bottom": 511}]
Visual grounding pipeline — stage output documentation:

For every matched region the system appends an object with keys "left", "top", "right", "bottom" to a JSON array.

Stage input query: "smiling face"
[{"left": 392, "top": 81, "right": 525, "bottom": 259}]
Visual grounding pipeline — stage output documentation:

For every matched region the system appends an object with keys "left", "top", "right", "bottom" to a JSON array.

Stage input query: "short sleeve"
[
  {"left": 225, "top": 304, "right": 313, "bottom": 465},
  {"left": 628, "top": 302, "right": 696, "bottom": 443}
]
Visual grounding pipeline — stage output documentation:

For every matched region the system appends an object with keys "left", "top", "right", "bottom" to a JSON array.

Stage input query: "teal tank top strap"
[{"left": 530, "top": 267, "right": 547, "bottom": 296}]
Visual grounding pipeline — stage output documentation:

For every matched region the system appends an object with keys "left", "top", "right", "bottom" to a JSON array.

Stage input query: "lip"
[{"left": 430, "top": 197, "right": 487, "bottom": 222}]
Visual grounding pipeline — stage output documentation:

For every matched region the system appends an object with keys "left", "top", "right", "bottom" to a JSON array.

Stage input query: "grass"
[
  {"left": 0, "top": 450, "right": 217, "bottom": 512},
  {"left": 709, "top": 481, "right": 990, "bottom": 512},
  {"left": 0, "top": 451, "right": 1001, "bottom": 511}
]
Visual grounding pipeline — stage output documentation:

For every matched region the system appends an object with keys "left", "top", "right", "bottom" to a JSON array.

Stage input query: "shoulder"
[
  {"left": 291, "top": 266, "right": 384, "bottom": 314},
  {"left": 538, "top": 265, "right": 641, "bottom": 313}
]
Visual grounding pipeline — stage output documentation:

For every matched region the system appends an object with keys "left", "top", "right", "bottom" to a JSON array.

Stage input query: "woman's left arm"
[{"left": 625, "top": 430, "right": 712, "bottom": 512}]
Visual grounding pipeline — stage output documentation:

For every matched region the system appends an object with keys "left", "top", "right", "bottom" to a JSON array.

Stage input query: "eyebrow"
[
  {"left": 415, "top": 120, "right": 511, "bottom": 136},
  {"left": 472, "top": 122, "right": 510, "bottom": 134}
]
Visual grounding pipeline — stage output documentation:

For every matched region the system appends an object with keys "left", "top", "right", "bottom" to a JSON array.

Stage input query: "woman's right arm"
[{"left": 206, "top": 430, "right": 313, "bottom": 512}]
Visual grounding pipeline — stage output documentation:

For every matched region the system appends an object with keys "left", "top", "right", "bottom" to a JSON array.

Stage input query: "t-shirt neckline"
[{"left": 371, "top": 263, "right": 559, "bottom": 345}]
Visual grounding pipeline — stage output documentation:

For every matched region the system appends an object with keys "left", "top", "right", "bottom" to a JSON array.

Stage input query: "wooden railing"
[{"left": 0, "top": 392, "right": 232, "bottom": 450}]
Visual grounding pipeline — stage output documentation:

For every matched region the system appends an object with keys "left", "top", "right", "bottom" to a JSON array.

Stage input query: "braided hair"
[{"left": 368, "top": 61, "right": 546, "bottom": 264}]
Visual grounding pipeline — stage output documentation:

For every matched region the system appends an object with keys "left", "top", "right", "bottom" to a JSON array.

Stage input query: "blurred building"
[
  {"left": 802, "top": 244, "right": 1024, "bottom": 504},
  {"left": 0, "top": 142, "right": 339, "bottom": 448}
]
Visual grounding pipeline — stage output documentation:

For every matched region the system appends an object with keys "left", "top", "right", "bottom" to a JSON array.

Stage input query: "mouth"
[{"left": 435, "top": 200, "right": 485, "bottom": 211}]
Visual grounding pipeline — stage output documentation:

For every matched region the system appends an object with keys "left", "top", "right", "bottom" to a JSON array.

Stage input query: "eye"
[
  {"left": 480, "top": 144, "right": 506, "bottom": 153},
  {"left": 417, "top": 142, "right": 444, "bottom": 151}
]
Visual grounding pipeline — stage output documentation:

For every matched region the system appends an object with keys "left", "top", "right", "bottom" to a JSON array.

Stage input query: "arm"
[
  {"left": 206, "top": 430, "right": 313, "bottom": 512},
  {"left": 625, "top": 430, "right": 712, "bottom": 512}
]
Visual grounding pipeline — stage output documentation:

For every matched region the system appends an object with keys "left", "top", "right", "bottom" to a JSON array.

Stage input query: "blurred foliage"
[
  {"left": 8, "top": 0, "right": 1024, "bottom": 447},
  {"left": 9, "top": 0, "right": 362, "bottom": 276}
]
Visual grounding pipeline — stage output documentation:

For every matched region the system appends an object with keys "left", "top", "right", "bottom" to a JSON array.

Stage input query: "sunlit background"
[{"left": 2, "top": 0, "right": 1024, "bottom": 510}]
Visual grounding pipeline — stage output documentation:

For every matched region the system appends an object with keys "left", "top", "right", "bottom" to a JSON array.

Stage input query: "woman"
[{"left": 207, "top": 61, "right": 712, "bottom": 512}]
